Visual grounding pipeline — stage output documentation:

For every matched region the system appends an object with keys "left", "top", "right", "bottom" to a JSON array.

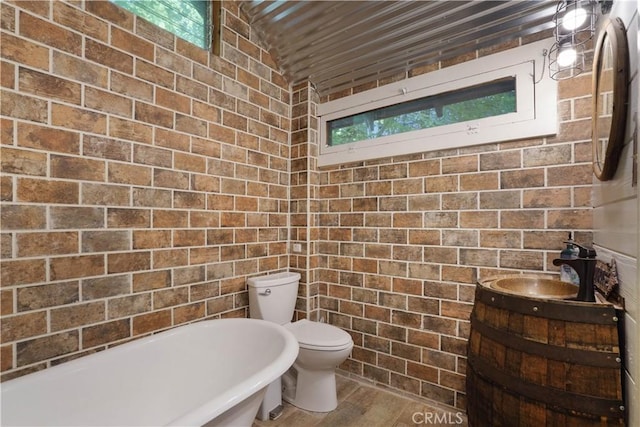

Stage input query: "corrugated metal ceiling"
[{"left": 239, "top": 1, "right": 558, "bottom": 96}]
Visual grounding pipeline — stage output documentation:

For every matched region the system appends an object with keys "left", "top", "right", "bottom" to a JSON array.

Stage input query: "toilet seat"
[{"left": 285, "top": 319, "right": 353, "bottom": 351}]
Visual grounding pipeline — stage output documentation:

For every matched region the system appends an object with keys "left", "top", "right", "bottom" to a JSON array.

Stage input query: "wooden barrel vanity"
[{"left": 466, "top": 276, "right": 625, "bottom": 426}]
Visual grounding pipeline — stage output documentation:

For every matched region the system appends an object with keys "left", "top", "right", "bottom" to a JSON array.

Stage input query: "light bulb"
[
  {"left": 557, "top": 46, "right": 577, "bottom": 67},
  {"left": 562, "top": 6, "right": 587, "bottom": 30}
]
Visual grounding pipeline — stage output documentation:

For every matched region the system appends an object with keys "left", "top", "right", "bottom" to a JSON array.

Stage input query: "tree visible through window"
[
  {"left": 328, "top": 78, "right": 517, "bottom": 146},
  {"left": 111, "top": 0, "right": 211, "bottom": 49}
]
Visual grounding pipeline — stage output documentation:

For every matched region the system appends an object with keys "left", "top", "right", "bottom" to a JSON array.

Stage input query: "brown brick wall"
[
  {"left": 0, "top": 0, "right": 292, "bottom": 380},
  {"left": 1, "top": 0, "right": 594, "bottom": 413},
  {"left": 295, "top": 48, "right": 594, "bottom": 409}
]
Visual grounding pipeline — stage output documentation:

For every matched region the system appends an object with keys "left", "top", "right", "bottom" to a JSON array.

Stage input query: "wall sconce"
[{"left": 549, "top": 0, "right": 597, "bottom": 80}]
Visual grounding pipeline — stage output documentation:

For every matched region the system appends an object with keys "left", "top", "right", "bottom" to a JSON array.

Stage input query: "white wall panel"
[
  {"left": 595, "top": 2, "right": 639, "bottom": 424},
  {"left": 594, "top": 198, "right": 638, "bottom": 257}
]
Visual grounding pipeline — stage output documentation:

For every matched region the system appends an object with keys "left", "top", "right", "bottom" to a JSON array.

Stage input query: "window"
[
  {"left": 111, "top": 0, "right": 212, "bottom": 49},
  {"left": 328, "top": 78, "right": 517, "bottom": 146},
  {"left": 318, "top": 39, "right": 557, "bottom": 166}
]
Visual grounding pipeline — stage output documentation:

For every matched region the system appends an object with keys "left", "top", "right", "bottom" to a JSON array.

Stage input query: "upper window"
[
  {"left": 111, "top": 0, "right": 211, "bottom": 49},
  {"left": 318, "top": 39, "right": 557, "bottom": 166},
  {"left": 328, "top": 77, "right": 517, "bottom": 146}
]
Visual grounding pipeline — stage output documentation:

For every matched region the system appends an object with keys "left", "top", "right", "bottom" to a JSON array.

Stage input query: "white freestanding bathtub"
[{"left": 1, "top": 318, "right": 298, "bottom": 426}]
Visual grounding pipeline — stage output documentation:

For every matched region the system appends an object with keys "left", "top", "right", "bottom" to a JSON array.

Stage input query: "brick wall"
[
  {"left": 0, "top": 0, "right": 292, "bottom": 380},
  {"left": 298, "top": 45, "right": 595, "bottom": 409},
  {"left": 1, "top": 0, "right": 595, "bottom": 413},
  {"left": 290, "top": 81, "right": 322, "bottom": 321}
]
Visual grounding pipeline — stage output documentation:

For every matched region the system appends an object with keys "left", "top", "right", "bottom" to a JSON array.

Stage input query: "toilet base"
[{"left": 282, "top": 366, "right": 338, "bottom": 413}]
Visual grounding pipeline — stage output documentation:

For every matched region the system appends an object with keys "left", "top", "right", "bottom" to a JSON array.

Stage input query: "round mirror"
[{"left": 591, "top": 17, "right": 629, "bottom": 181}]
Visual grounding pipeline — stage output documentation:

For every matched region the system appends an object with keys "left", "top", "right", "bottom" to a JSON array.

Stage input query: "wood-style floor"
[{"left": 253, "top": 374, "right": 468, "bottom": 427}]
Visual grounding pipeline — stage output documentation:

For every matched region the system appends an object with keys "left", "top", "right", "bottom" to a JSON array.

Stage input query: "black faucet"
[{"left": 552, "top": 242, "right": 597, "bottom": 302}]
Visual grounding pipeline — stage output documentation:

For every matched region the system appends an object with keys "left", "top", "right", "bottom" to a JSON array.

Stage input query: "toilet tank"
[{"left": 247, "top": 272, "right": 301, "bottom": 325}]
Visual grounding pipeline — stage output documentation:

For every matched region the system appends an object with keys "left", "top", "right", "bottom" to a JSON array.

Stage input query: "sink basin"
[{"left": 488, "top": 277, "right": 578, "bottom": 299}]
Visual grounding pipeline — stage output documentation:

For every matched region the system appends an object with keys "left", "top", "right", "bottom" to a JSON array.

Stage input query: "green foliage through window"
[
  {"left": 112, "top": 0, "right": 211, "bottom": 49},
  {"left": 327, "top": 78, "right": 517, "bottom": 146}
]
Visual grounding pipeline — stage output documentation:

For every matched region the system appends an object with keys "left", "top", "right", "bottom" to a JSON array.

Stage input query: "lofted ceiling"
[{"left": 239, "top": 0, "right": 559, "bottom": 97}]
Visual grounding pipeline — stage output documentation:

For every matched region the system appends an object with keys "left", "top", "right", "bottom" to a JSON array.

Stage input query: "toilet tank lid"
[
  {"left": 285, "top": 319, "right": 353, "bottom": 348},
  {"left": 247, "top": 271, "right": 301, "bottom": 288}
]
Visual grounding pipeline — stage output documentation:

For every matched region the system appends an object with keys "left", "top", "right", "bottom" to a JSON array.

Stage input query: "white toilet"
[{"left": 248, "top": 272, "right": 353, "bottom": 414}]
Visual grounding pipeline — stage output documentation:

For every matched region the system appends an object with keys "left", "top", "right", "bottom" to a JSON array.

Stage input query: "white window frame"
[{"left": 318, "top": 39, "right": 557, "bottom": 167}]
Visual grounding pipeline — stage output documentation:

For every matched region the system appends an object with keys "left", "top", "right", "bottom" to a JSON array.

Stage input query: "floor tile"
[
  {"left": 393, "top": 400, "right": 467, "bottom": 427},
  {"left": 252, "top": 375, "right": 467, "bottom": 427}
]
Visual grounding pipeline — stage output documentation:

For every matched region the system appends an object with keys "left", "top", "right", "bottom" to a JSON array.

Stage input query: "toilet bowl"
[
  {"left": 282, "top": 319, "right": 353, "bottom": 412},
  {"left": 247, "top": 272, "right": 354, "bottom": 415}
]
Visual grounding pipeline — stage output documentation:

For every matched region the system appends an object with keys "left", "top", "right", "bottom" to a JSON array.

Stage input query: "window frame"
[
  {"left": 326, "top": 76, "right": 518, "bottom": 146},
  {"left": 317, "top": 39, "right": 557, "bottom": 167}
]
